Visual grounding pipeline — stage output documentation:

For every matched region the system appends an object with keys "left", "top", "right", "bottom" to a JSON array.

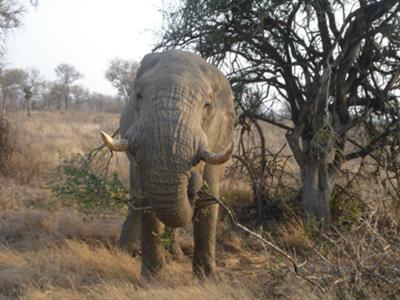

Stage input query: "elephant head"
[{"left": 101, "top": 50, "right": 235, "bottom": 228}]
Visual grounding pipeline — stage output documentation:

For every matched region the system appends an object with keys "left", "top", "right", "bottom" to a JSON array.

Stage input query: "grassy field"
[{"left": 0, "top": 111, "right": 399, "bottom": 299}]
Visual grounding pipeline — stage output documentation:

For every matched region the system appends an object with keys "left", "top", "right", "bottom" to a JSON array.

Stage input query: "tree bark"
[
  {"left": 300, "top": 159, "right": 332, "bottom": 223},
  {"left": 287, "top": 122, "right": 336, "bottom": 223}
]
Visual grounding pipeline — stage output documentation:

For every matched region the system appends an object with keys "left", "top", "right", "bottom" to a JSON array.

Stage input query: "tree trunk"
[
  {"left": 287, "top": 128, "right": 337, "bottom": 222},
  {"left": 300, "top": 160, "right": 333, "bottom": 223},
  {"left": 64, "top": 87, "right": 69, "bottom": 110},
  {"left": 26, "top": 98, "right": 31, "bottom": 117},
  {"left": 57, "top": 96, "right": 62, "bottom": 110},
  {"left": 1, "top": 94, "right": 7, "bottom": 119}
]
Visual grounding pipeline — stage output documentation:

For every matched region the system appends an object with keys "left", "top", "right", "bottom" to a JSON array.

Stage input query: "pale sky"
[{"left": 6, "top": 0, "right": 165, "bottom": 95}]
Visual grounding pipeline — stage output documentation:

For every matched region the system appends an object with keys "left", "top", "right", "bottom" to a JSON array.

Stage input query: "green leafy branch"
[{"left": 52, "top": 151, "right": 129, "bottom": 215}]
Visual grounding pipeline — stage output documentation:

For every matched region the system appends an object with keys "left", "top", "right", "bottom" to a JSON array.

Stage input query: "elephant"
[{"left": 100, "top": 50, "right": 235, "bottom": 277}]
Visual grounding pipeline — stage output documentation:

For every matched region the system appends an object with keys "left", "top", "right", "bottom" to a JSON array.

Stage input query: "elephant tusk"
[
  {"left": 100, "top": 131, "right": 129, "bottom": 152},
  {"left": 198, "top": 142, "right": 234, "bottom": 165}
]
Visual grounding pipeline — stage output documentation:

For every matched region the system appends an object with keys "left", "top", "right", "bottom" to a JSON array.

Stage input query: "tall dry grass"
[{"left": 5, "top": 111, "right": 128, "bottom": 184}]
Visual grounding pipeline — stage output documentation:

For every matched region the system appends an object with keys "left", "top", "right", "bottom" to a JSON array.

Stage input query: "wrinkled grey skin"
[{"left": 118, "top": 50, "right": 235, "bottom": 277}]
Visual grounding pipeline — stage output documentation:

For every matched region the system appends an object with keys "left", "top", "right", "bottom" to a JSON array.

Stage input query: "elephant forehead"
[{"left": 137, "top": 71, "right": 212, "bottom": 98}]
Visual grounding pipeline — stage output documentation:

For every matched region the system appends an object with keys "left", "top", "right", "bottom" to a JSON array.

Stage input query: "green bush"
[{"left": 52, "top": 150, "right": 129, "bottom": 215}]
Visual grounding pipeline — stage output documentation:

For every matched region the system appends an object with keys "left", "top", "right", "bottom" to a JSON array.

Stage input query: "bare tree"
[
  {"left": 54, "top": 63, "right": 83, "bottom": 110},
  {"left": 41, "top": 81, "right": 63, "bottom": 110},
  {"left": 157, "top": 0, "right": 400, "bottom": 222},
  {"left": 87, "top": 92, "right": 122, "bottom": 112},
  {"left": 70, "top": 84, "right": 90, "bottom": 106},
  {"left": 22, "top": 68, "right": 42, "bottom": 116},
  {"left": 0, "top": 0, "right": 41, "bottom": 116},
  {"left": 0, "top": 68, "right": 27, "bottom": 118},
  {"left": 0, "top": 0, "right": 24, "bottom": 62},
  {"left": 105, "top": 58, "right": 139, "bottom": 104}
]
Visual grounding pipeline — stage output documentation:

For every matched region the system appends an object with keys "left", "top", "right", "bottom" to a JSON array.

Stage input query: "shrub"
[{"left": 52, "top": 151, "right": 130, "bottom": 215}]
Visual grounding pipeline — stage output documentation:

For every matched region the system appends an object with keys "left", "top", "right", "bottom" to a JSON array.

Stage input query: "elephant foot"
[
  {"left": 119, "top": 208, "right": 141, "bottom": 257},
  {"left": 141, "top": 257, "right": 164, "bottom": 278},
  {"left": 192, "top": 257, "right": 216, "bottom": 278},
  {"left": 119, "top": 239, "right": 140, "bottom": 257}
]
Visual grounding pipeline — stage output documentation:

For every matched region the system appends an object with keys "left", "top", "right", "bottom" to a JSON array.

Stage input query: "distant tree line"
[
  {"left": 0, "top": 1, "right": 139, "bottom": 117},
  {"left": 0, "top": 59, "right": 139, "bottom": 117}
]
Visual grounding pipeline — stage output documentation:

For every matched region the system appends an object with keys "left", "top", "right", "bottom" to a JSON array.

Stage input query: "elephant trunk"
[{"left": 143, "top": 170, "right": 192, "bottom": 228}]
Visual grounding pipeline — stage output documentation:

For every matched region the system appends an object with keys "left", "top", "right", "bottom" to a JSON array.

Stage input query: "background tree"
[
  {"left": 70, "top": 84, "right": 90, "bottom": 107},
  {"left": 0, "top": 1, "right": 40, "bottom": 117},
  {"left": 157, "top": 0, "right": 400, "bottom": 222},
  {"left": 0, "top": 68, "right": 27, "bottom": 118},
  {"left": 0, "top": 0, "right": 24, "bottom": 62},
  {"left": 54, "top": 63, "right": 82, "bottom": 110},
  {"left": 23, "top": 85, "right": 32, "bottom": 116},
  {"left": 23, "top": 68, "right": 43, "bottom": 116},
  {"left": 105, "top": 58, "right": 139, "bottom": 104},
  {"left": 86, "top": 92, "right": 122, "bottom": 113},
  {"left": 42, "top": 81, "right": 64, "bottom": 110}
]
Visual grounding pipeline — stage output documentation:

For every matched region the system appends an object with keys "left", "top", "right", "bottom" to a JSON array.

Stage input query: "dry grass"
[
  {"left": 0, "top": 240, "right": 138, "bottom": 298},
  {"left": 220, "top": 179, "right": 253, "bottom": 207},
  {"left": 5, "top": 111, "right": 129, "bottom": 184},
  {"left": 22, "top": 283, "right": 255, "bottom": 300},
  {"left": 0, "top": 110, "right": 399, "bottom": 299}
]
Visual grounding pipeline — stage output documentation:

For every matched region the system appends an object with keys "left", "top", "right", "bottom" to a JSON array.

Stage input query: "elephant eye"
[
  {"left": 204, "top": 101, "right": 212, "bottom": 109},
  {"left": 134, "top": 92, "right": 142, "bottom": 112}
]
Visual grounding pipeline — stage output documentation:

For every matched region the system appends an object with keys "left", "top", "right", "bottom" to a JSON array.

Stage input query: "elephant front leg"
[
  {"left": 192, "top": 165, "right": 222, "bottom": 277},
  {"left": 119, "top": 208, "right": 141, "bottom": 256},
  {"left": 193, "top": 203, "right": 219, "bottom": 277},
  {"left": 141, "top": 210, "right": 164, "bottom": 277},
  {"left": 120, "top": 161, "right": 141, "bottom": 256}
]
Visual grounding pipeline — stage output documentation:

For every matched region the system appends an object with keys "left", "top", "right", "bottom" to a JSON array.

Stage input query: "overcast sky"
[{"left": 6, "top": 0, "right": 165, "bottom": 95}]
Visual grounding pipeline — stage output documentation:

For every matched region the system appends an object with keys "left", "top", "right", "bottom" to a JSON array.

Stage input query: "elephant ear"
[{"left": 201, "top": 64, "right": 236, "bottom": 153}]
